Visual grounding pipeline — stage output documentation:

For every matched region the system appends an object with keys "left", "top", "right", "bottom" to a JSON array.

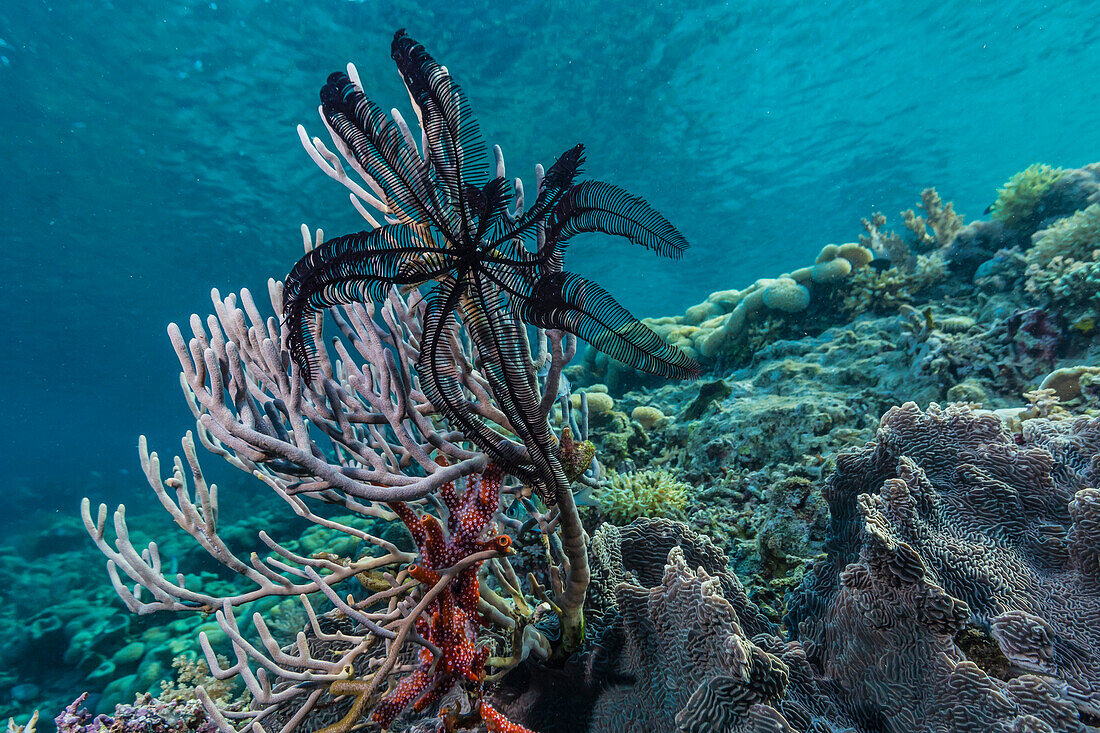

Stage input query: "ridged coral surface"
[{"left": 789, "top": 402, "right": 1100, "bottom": 729}]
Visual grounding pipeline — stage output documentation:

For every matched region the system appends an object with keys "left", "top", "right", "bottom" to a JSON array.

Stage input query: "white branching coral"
[{"left": 82, "top": 55, "right": 602, "bottom": 733}]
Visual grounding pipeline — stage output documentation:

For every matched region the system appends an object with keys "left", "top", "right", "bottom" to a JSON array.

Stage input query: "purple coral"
[
  {"left": 55, "top": 692, "right": 217, "bottom": 733},
  {"left": 789, "top": 402, "right": 1100, "bottom": 728},
  {"left": 1005, "top": 307, "right": 1064, "bottom": 365}
]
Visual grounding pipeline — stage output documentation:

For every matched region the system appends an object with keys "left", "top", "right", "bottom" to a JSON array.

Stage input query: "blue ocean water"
[{"left": 2, "top": 0, "right": 1099, "bottom": 504}]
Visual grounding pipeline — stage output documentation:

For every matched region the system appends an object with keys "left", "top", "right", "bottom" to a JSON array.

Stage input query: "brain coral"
[
  {"left": 585, "top": 519, "right": 847, "bottom": 733},
  {"left": 590, "top": 546, "right": 790, "bottom": 732},
  {"left": 789, "top": 402, "right": 1100, "bottom": 727}
]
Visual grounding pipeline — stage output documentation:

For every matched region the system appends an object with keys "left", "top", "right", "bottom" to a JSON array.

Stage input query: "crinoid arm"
[
  {"left": 492, "top": 143, "right": 587, "bottom": 243},
  {"left": 521, "top": 270, "right": 701, "bottom": 380},
  {"left": 283, "top": 224, "right": 453, "bottom": 380},
  {"left": 542, "top": 179, "right": 690, "bottom": 271},
  {"left": 416, "top": 278, "right": 537, "bottom": 483},
  {"left": 391, "top": 29, "right": 489, "bottom": 236},
  {"left": 320, "top": 70, "right": 440, "bottom": 229}
]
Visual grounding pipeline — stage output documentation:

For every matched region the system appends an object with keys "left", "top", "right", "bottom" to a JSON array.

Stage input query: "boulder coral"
[
  {"left": 629, "top": 405, "right": 666, "bottom": 431},
  {"left": 574, "top": 242, "right": 876, "bottom": 387}
]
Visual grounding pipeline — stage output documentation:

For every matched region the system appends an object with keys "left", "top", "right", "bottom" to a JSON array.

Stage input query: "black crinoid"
[{"left": 284, "top": 30, "right": 699, "bottom": 500}]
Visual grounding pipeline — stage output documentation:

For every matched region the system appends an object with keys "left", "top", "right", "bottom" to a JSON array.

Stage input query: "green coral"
[
  {"left": 990, "top": 163, "right": 1064, "bottom": 227},
  {"left": 1027, "top": 203, "right": 1100, "bottom": 267},
  {"left": 596, "top": 469, "right": 689, "bottom": 523},
  {"left": 1025, "top": 204, "right": 1100, "bottom": 325}
]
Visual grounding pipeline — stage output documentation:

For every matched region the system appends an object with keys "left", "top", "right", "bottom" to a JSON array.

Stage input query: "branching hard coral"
[
  {"left": 5, "top": 712, "right": 37, "bottom": 733},
  {"left": 990, "top": 163, "right": 1065, "bottom": 228},
  {"left": 595, "top": 469, "right": 689, "bottom": 524},
  {"left": 902, "top": 187, "right": 965, "bottom": 251},
  {"left": 1027, "top": 202, "right": 1100, "bottom": 267},
  {"left": 861, "top": 211, "right": 915, "bottom": 271}
]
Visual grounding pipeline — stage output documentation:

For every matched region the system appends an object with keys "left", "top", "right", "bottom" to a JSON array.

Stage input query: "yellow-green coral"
[
  {"left": 990, "top": 163, "right": 1064, "bottom": 227},
  {"left": 1025, "top": 205, "right": 1100, "bottom": 321},
  {"left": 1028, "top": 203, "right": 1100, "bottom": 266},
  {"left": 596, "top": 469, "right": 689, "bottom": 523}
]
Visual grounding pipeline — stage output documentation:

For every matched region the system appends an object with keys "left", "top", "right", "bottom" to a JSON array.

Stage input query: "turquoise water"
[
  {"left": 3, "top": 1, "right": 1100, "bottom": 729},
  {"left": 4, "top": 1, "right": 1099, "bottom": 493}
]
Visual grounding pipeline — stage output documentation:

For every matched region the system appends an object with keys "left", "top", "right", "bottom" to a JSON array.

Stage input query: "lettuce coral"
[{"left": 789, "top": 402, "right": 1100, "bottom": 726}]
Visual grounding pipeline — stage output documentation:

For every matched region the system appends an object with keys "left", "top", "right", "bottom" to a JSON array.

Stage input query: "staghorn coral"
[
  {"left": 860, "top": 211, "right": 914, "bottom": 271},
  {"left": 5, "top": 713, "right": 37, "bottom": 733},
  {"left": 903, "top": 187, "right": 965, "bottom": 251},
  {"left": 789, "top": 402, "right": 1100, "bottom": 727},
  {"left": 595, "top": 469, "right": 689, "bottom": 524},
  {"left": 991, "top": 164, "right": 1065, "bottom": 229}
]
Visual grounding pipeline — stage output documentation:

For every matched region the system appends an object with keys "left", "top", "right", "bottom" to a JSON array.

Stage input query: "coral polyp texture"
[
  {"left": 789, "top": 402, "right": 1100, "bottom": 729},
  {"left": 368, "top": 465, "right": 496, "bottom": 727},
  {"left": 595, "top": 469, "right": 689, "bottom": 523}
]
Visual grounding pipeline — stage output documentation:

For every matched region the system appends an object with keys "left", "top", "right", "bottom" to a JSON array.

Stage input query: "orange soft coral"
[{"left": 375, "top": 464, "right": 529, "bottom": 731}]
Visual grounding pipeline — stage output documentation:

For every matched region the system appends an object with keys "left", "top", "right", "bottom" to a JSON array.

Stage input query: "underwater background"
[
  {"left": 4, "top": 0, "right": 1100, "bottom": 730},
  {"left": 6, "top": 0, "right": 1100, "bottom": 496}
]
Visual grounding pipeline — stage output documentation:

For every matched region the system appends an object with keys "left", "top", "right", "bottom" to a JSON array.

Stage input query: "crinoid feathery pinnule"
[{"left": 283, "top": 30, "right": 699, "bottom": 496}]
